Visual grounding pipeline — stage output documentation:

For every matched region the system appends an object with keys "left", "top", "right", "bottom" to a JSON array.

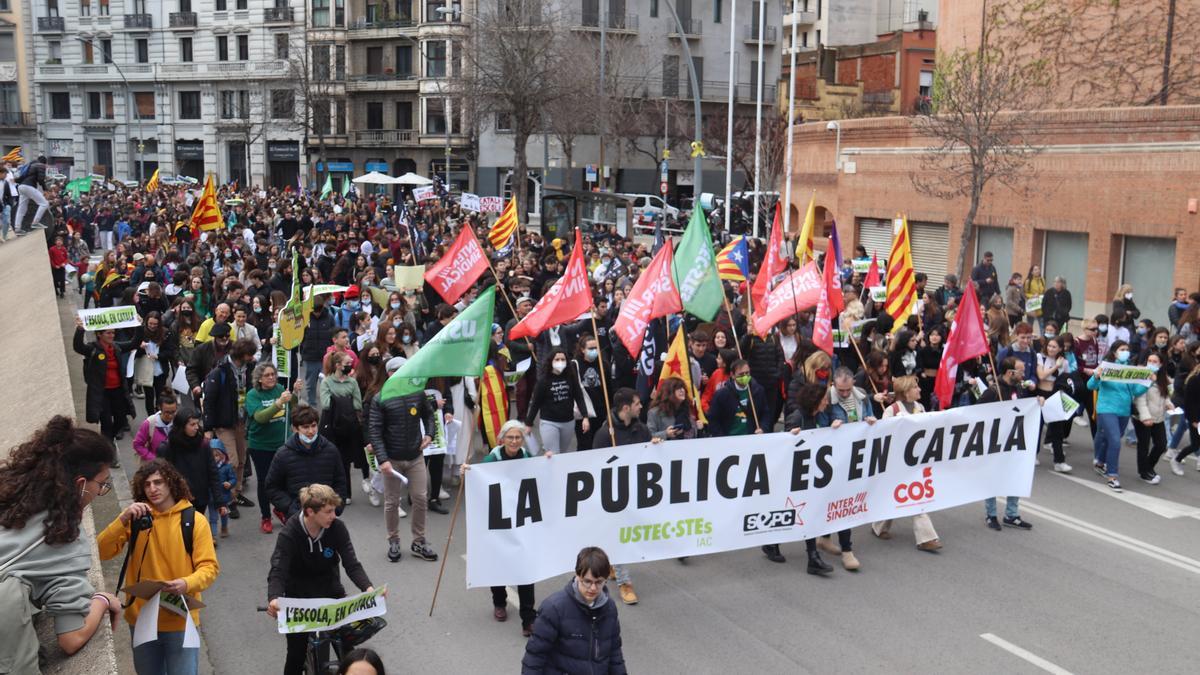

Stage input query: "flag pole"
[
  {"left": 484, "top": 254, "right": 539, "bottom": 363},
  {"left": 590, "top": 309, "right": 618, "bottom": 447},
  {"left": 725, "top": 295, "right": 762, "bottom": 432},
  {"left": 722, "top": 294, "right": 745, "bottom": 360},
  {"left": 849, "top": 336, "right": 881, "bottom": 397},
  {"left": 428, "top": 477, "right": 465, "bottom": 617}
]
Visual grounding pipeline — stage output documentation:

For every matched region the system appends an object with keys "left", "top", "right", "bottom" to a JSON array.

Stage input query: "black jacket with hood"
[
  {"left": 267, "top": 512, "right": 371, "bottom": 601},
  {"left": 265, "top": 433, "right": 348, "bottom": 516}
]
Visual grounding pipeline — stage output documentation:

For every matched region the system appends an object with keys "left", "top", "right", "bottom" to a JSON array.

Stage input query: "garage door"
[
  {"left": 856, "top": 217, "right": 950, "bottom": 282},
  {"left": 1122, "top": 236, "right": 1177, "bottom": 327},
  {"left": 975, "top": 227, "right": 1014, "bottom": 283},
  {"left": 1041, "top": 231, "right": 1088, "bottom": 321}
]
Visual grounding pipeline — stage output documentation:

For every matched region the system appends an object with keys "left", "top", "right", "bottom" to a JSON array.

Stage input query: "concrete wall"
[{"left": 0, "top": 234, "right": 118, "bottom": 674}]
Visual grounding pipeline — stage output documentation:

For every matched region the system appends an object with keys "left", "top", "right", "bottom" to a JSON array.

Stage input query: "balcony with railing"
[
  {"left": 784, "top": 10, "right": 816, "bottom": 27},
  {"left": 668, "top": 18, "right": 702, "bottom": 37},
  {"left": 348, "top": 16, "right": 417, "bottom": 38},
  {"left": 264, "top": 7, "right": 293, "bottom": 23},
  {"left": 0, "top": 112, "right": 35, "bottom": 128},
  {"left": 570, "top": 12, "right": 638, "bottom": 33},
  {"left": 38, "top": 16, "right": 65, "bottom": 32},
  {"left": 124, "top": 14, "right": 152, "bottom": 29},
  {"left": 346, "top": 72, "right": 418, "bottom": 91},
  {"left": 743, "top": 24, "right": 777, "bottom": 43},
  {"left": 169, "top": 12, "right": 198, "bottom": 28},
  {"left": 353, "top": 129, "right": 417, "bottom": 146}
]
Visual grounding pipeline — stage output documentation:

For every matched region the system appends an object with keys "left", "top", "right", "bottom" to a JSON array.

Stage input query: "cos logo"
[{"left": 894, "top": 466, "right": 935, "bottom": 504}]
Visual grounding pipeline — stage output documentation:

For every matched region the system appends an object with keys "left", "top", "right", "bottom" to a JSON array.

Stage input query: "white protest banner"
[
  {"left": 275, "top": 586, "right": 387, "bottom": 634},
  {"left": 79, "top": 306, "right": 142, "bottom": 331},
  {"left": 274, "top": 342, "right": 291, "bottom": 378},
  {"left": 869, "top": 286, "right": 887, "bottom": 303},
  {"left": 1096, "top": 361, "right": 1155, "bottom": 387},
  {"left": 133, "top": 592, "right": 200, "bottom": 648},
  {"left": 460, "top": 192, "right": 482, "bottom": 212},
  {"left": 303, "top": 284, "right": 349, "bottom": 300},
  {"left": 1025, "top": 295, "right": 1043, "bottom": 314},
  {"left": 422, "top": 391, "right": 449, "bottom": 456},
  {"left": 412, "top": 185, "right": 436, "bottom": 202},
  {"left": 393, "top": 265, "right": 426, "bottom": 291},
  {"left": 480, "top": 196, "right": 504, "bottom": 213},
  {"left": 1041, "top": 391, "right": 1080, "bottom": 423},
  {"left": 831, "top": 329, "right": 850, "bottom": 348},
  {"left": 465, "top": 399, "right": 1040, "bottom": 587}
]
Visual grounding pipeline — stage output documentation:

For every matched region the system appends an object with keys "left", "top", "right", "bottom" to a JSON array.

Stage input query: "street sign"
[
  {"left": 660, "top": 181, "right": 668, "bottom": 195},
  {"left": 585, "top": 164, "right": 598, "bottom": 182},
  {"left": 659, "top": 160, "right": 669, "bottom": 182}
]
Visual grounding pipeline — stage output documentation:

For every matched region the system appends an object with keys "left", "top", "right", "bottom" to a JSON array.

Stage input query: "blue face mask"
[
  {"left": 1116, "top": 350, "right": 1131, "bottom": 362},
  {"left": 345, "top": 301, "right": 360, "bottom": 311},
  {"left": 299, "top": 432, "right": 317, "bottom": 445}
]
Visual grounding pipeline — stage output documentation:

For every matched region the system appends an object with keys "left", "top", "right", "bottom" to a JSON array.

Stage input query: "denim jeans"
[
  {"left": 1169, "top": 416, "right": 1187, "bottom": 449},
  {"left": 1093, "top": 413, "right": 1128, "bottom": 478},
  {"left": 130, "top": 628, "right": 199, "bottom": 675},
  {"left": 985, "top": 496, "right": 1020, "bottom": 519},
  {"left": 302, "top": 359, "right": 322, "bottom": 410}
]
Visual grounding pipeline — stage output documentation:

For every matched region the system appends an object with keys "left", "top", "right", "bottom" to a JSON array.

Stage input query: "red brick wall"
[
  {"left": 785, "top": 106, "right": 1200, "bottom": 313},
  {"left": 859, "top": 53, "right": 896, "bottom": 94}
]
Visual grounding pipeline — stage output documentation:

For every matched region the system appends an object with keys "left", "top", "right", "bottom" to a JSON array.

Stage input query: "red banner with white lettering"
[
  {"left": 751, "top": 262, "right": 823, "bottom": 336},
  {"left": 509, "top": 230, "right": 593, "bottom": 341},
  {"left": 934, "top": 279, "right": 989, "bottom": 409},
  {"left": 613, "top": 241, "right": 683, "bottom": 357},
  {"left": 424, "top": 226, "right": 490, "bottom": 304}
]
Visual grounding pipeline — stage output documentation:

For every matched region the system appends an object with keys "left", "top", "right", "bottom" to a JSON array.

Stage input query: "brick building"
[{"left": 786, "top": 105, "right": 1200, "bottom": 328}]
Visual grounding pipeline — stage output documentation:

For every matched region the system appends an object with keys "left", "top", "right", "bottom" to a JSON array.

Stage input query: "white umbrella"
[
  {"left": 395, "top": 172, "right": 433, "bottom": 186},
  {"left": 352, "top": 171, "right": 396, "bottom": 185}
]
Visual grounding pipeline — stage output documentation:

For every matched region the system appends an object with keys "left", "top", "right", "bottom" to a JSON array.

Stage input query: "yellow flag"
[
  {"left": 794, "top": 194, "right": 816, "bottom": 265},
  {"left": 146, "top": 168, "right": 160, "bottom": 192},
  {"left": 660, "top": 325, "right": 708, "bottom": 425}
]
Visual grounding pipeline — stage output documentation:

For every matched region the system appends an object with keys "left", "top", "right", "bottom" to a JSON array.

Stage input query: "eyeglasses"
[
  {"left": 86, "top": 477, "right": 114, "bottom": 497},
  {"left": 577, "top": 576, "right": 606, "bottom": 589}
]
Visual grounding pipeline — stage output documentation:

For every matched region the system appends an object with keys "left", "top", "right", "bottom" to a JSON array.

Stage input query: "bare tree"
[
  {"left": 455, "top": 0, "right": 573, "bottom": 223},
  {"left": 217, "top": 90, "right": 268, "bottom": 187},
  {"left": 910, "top": 2, "right": 1050, "bottom": 277},
  {"left": 701, "top": 109, "right": 787, "bottom": 195},
  {"left": 542, "top": 49, "right": 600, "bottom": 190},
  {"left": 283, "top": 37, "right": 343, "bottom": 188}
]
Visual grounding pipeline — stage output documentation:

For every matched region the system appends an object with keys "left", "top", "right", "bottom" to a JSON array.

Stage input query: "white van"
[{"left": 621, "top": 193, "right": 680, "bottom": 223}]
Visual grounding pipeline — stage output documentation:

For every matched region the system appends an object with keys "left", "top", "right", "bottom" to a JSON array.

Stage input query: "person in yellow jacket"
[{"left": 99, "top": 458, "right": 220, "bottom": 675}]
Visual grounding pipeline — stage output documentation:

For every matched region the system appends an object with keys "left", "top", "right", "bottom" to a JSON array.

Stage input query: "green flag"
[
  {"left": 66, "top": 176, "right": 93, "bottom": 201},
  {"left": 671, "top": 207, "right": 723, "bottom": 321},
  {"left": 319, "top": 174, "right": 333, "bottom": 199},
  {"left": 380, "top": 286, "right": 496, "bottom": 401},
  {"left": 341, "top": 176, "right": 352, "bottom": 197}
]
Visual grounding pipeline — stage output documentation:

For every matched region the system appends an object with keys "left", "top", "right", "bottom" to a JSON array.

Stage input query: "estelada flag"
[
  {"left": 716, "top": 236, "right": 750, "bottom": 282},
  {"left": 613, "top": 240, "right": 682, "bottom": 358},
  {"left": 189, "top": 174, "right": 225, "bottom": 232},
  {"left": 424, "top": 225, "right": 489, "bottom": 304},
  {"left": 488, "top": 198, "right": 519, "bottom": 249},
  {"left": 660, "top": 324, "right": 708, "bottom": 425},
  {"left": 509, "top": 229, "right": 592, "bottom": 341},
  {"left": 478, "top": 362, "right": 508, "bottom": 449},
  {"left": 751, "top": 203, "right": 788, "bottom": 313},
  {"left": 934, "top": 278, "right": 989, "bottom": 409},
  {"left": 884, "top": 215, "right": 917, "bottom": 331}
]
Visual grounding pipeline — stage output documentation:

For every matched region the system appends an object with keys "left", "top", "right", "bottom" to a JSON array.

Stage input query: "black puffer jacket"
[
  {"left": 367, "top": 391, "right": 437, "bottom": 464},
  {"left": 156, "top": 436, "right": 226, "bottom": 509},
  {"left": 522, "top": 581, "right": 626, "bottom": 675},
  {"left": 300, "top": 308, "right": 337, "bottom": 362},
  {"left": 741, "top": 334, "right": 784, "bottom": 387},
  {"left": 265, "top": 433, "right": 348, "bottom": 517}
]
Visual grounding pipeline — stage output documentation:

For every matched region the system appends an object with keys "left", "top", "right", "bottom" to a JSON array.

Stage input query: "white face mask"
[
  {"left": 1124, "top": 293, "right": 1133, "bottom": 300},
  {"left": 552, "top": 360, "right": 567, "bottom": 374}
]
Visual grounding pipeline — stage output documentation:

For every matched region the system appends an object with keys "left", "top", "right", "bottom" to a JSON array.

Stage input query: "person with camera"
[
  {"left": 0, "top": 416, "right": 123, "bottom": 672},
  {"left": 266, "top": 484, "right": 382, "bottom": 675},
  {"left": 98, "top": 459, "right": 220, "bottom": 675}
]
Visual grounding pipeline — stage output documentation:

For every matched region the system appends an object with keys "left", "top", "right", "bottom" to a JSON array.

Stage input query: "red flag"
[
  {"left": 751, "top": 204, "right": 787, "bottom": 313},
  {"left": 424, "top": 226, "right": 489, "bottom": 304},
  {"left": 510, "top": 229, "right": 592, "bottom": 340},
  {"left": 824, "top": 238, "right": 845, "bottom": 315},
  {"left": 934, "top": 279, "right": 990, "bottom": 409},
  {"left": 613, "top": 241, "right": 682, "bottom": 357},
  {"left": 864, "top": 251, "right": 881, "bottom": 289},
  {"left": 813, "top": 273, "right": 834, "bottom": 355},
  {"left": 751, "top": 262, "right": 824, "bottom": 336}
]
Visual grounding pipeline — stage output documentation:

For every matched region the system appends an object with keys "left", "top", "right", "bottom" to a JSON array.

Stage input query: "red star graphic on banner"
[{"left": 784, "top": 496, "right": 807, "bottom": 527}]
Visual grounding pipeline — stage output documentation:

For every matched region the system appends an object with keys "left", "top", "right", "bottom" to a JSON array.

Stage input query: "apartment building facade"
[
  {"left": 26, "top": 0, "right": 306, "bottom": 186},
  {"left": 0, "top": 0, "right": 37, "bottom": 156}
]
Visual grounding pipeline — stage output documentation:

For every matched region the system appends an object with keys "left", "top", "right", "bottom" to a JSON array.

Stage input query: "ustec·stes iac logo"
[{"left": 893, "top": 466, "right": 936, "bottom": 506}]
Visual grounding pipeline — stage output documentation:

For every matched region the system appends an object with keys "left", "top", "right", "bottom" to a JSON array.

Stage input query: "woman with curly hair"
[{"left": 0, "top": 416, "right": 122, "bottom": 669}]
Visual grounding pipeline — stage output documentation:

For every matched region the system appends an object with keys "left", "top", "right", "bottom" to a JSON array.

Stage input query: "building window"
[
  {"left": 396, "top": 0, "right": 412, "bottom": 20},
  {"left": 495, "top": 112, "right": 511, "bottom": 132},
  {"left": 426, "top": 0, "right": 443, "bottom": 22},
  {"left": 135, "top": 38, "right": 149, "bottom": 63},
  {"left": 217, "top": 36, "right": 228, "bottom": 61},
  {"left": 366, "top": 101, "right": 383, "bottom": 129},
  {"left": 94, "top": 139, "right": 112, "bottom": 175},
  {"left": 366, "top": 47, "right": 383, "bottom": 75},
  {"left": 47, "top": 0, "right": 60, "bottom": 16},
  {"left": 662, "top": 54, "right": 678, "bottom": 97},
  {"left": 395, "top": 101, "right": 412, "bottom": 129},
  {"left": 80, "top": 0, "right": 90, "bottom": 16},
  {"left": 100, "top": 0, "right": 110, "bottom": 11},
  {"left": 220, "top": 90, "right": 249, "bottom": 119},
  {"left": 313, "top": 99, "right": 330, "bottom": 135},
  {"left": 87, "top": 91, "right": 114, "bottom": 119},
  {"left": 180, "top": 0, "right": 191, "bottom": 11},
  {"left": 395, "top": 45, "right": 412, "bottom": 76},
  {"left": 650, "top": 0, "right": 657, "bottom": 18},
  {"left": 180, "top": 37, "right": 193, "bottom": 62},
  {"left": 425, "top": 40, "right": 445, "bottom": 77},
  {"left": 335, "top": 0, "right": 345, "bottom": 26},
  {"left": 271, "top": 89, "right": 293, "bottom": 119},
  {"left": 336, "top": 100, "right": 346, "bottom": 134},
  {"left": 237, "top": 0, "right": 247, "bottom": 9},
  {"left": 82, "top": 40, "right": 94, "bottom": 64},
  {"left": 275, "top": 34, "right": 289, "bottom": 60},
  {"left": 238, "top": 35, "right": 249, "bottom": 60},
  {"left": 49, "top": 92, "right": 71, "bottom": 119},
  {"left": 335, "top": 45, "right": 345, "bottom": 79},
  {"left": 425, "top": 98, "right": 446, "bottom": 134},
  {"left": 713, "top": 0, "right": 720, "bottom": 23},
  {"left": 179, "top": 90, "right": 201, "bottom": 119},
  {"left": 312, "top": 0, "right": 329, "bottom": 26},
  {"left": 0, "top": 84, "right": 16, "bottom": 114},
  {"left": 0, "top": 33, "right": 13, "bottom": 62},
  {"left": 134, "top": 92, "right": 155, "bottom": 120},
  {"left": 216, "top": 0, "right": 226, "bottom": 10},
  {"left": 47, "top": 41, "right": 61, "bottom": 63},
  {"left": 0, "top": 0, "right": 9, "bottom": 10},
  {"left": 313, "top": 45, "right": 330, "bottom": 80},
  {"left": 100, "top": 39, "right": 112, "bottom": 63}
]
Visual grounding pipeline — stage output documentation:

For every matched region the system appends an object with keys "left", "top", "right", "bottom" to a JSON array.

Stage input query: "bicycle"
[{"left": 258, "top": 607, "right": 386, "bottom": 674}]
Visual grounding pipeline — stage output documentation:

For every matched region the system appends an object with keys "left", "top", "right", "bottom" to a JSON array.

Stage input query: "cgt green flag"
[
  {"left": 319, "top": 174, "right": 333, "bottom": 200},
  {"left": 65, "top": 175, "right": 93, "bottom": 201},
  {"left": 380, "top": 286, "right": 496, "bottom": 401},
  {"left": 671, "top": 206, "right": 723, "bottom": 321}
]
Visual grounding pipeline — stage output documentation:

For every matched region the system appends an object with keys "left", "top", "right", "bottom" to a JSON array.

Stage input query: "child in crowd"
[{"left": 210, "top": 439, "right": 237, "bottom": 544}]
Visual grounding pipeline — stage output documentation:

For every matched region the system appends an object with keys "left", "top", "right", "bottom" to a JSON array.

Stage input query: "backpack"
[
  {"left": 14, "top": 163, "right": 29, "bottom": 180},
  {"left": 321, "top": 392, "right": 361, "bottom": 439},
  {"left": 116, "top": 507, "right": 195, "bottom": 598}
]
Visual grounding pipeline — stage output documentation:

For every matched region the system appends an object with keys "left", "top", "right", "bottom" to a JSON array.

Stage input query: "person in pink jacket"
[{"left": 132, "top": 395, "right": 178, "bottom": 463}]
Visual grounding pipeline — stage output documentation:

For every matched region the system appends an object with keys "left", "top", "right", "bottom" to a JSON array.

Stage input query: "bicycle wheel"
[{"left": 303, "top": 635, "right": 322, "bottom": 675}]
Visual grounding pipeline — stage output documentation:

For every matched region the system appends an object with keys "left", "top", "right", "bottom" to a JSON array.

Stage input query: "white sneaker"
[
  {"left": 1041, "top": 443, "right": 1052, "bottom": 451},
  {"left": 1141, "top": 474, "right": 1162, "bottom": 485},
  {"left": 438, "top": 488, "right": 450, "bottom": 500},
  {"left": 1073, "top": 416, "right": 1089, "bottom": 427},
  {"left": 1195, "top": 456, "right": 1200, "bottom": 471},
  {"left": 1053, "top": 462, "right": 1073, "bottom": 473},
  {"left": 1035, "top": 457, "right": 1041, "bottom": 466},
  {"left": 1170, "top": 459, "right": 1185, "bottom": 476},
  {"left": 368, "top": 489, "right": 381, "bottom": 507},
  {"left": 361, "top": 478, "right": 372, "bottom": 497},
  {"left": 1165, "top": 447, "right": 1178, "bottom": 461},
  {"left": 398, "top": 504, "right": 408, "bottom": 518}
]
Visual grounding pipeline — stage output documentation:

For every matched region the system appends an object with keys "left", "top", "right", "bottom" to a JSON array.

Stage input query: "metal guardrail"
[
  {"left": 264, "top": 7, "right": 293, "bottom": 22},
  {"left": 0, "top": 112, "right": 35, "bottom": 127},
  {"left": 124, "top": 13, "right": 152, "bottom": 29},
  {"left": 38, "top": 16, "right": 65, "bottom": 32},
  {"left": 744, "top": 25, "right": 777, "bottom": 42},
  {"left": 572, "top": 11, "right": 639, "bottom": 30},
  {"left": 169, "top": 11, "right": 198, "bottom": 28}
]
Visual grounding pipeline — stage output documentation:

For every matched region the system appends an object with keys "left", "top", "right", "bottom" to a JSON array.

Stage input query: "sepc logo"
[{"left": 893, "top": 466, "right": 935, "bottom": 505}]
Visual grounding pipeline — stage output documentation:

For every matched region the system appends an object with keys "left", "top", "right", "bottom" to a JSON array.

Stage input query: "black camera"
[{"left": 132, "top": 515, "right": 153, "bottom": 532}]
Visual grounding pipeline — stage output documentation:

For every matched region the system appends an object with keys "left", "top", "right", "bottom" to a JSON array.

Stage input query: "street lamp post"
[
  {"left": 80, "top": 38, "right": 144, "bottom": 183},
  {"left": 661, "top": 0, "right": 703, "bottom": 202}
]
